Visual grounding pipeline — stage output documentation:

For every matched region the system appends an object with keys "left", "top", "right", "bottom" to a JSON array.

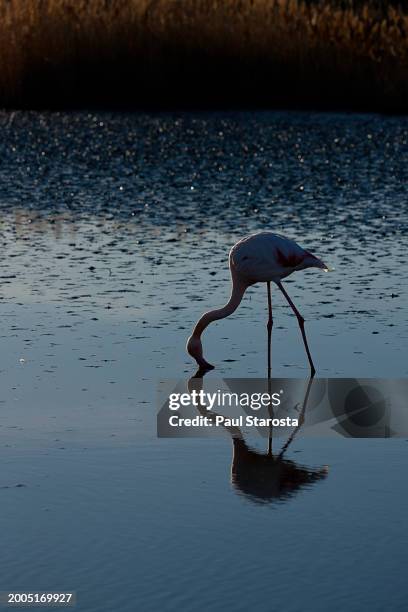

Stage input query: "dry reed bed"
[{"left": 0, "top": 0, "right": 407, "bottom": 109}]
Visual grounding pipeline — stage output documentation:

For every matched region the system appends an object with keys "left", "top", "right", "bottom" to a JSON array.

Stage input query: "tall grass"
[{"left": 1, "top": 0, "right": 408, "bottom": 110}]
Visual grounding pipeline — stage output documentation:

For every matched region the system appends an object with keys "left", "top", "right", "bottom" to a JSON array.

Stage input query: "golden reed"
[{"left": 0, "top": 0, "right": 407, "bottom": 109}]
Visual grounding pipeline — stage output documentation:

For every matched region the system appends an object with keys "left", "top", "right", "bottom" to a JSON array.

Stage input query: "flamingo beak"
[
  {"left": 197, "top": 360, "right": 215, "bottom": 372},
  {"left": 187, "top": 336, "right": 215, "bottom": 370}
]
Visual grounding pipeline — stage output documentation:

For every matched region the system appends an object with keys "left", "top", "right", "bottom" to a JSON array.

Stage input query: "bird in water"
[{"left": 186, "top": 231, "right": 332, "bottom": 376}]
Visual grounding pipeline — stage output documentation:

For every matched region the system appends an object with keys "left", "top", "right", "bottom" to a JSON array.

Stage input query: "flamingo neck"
[{"left": 192, "top": 276, "right": 247, "bottom": 339}]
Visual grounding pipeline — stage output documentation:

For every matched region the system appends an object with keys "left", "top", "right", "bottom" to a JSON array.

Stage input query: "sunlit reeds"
[{"left": 0, "top": 0, "right": 407, "bottom": 109}]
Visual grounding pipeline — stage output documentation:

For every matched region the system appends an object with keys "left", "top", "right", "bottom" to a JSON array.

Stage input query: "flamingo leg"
[
  {"left": 277, "top": 281, "right": 316, "bottom": 377},
  {"left": 267, "top": 281, "right": 273, "bottom": 379}
]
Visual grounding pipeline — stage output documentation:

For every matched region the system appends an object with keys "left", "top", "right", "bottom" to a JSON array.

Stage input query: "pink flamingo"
[{"left": 187, "top": 231, "right": 332, "bottom": 376}]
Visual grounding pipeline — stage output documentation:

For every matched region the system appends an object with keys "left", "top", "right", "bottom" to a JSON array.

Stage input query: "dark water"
[{"left": 0, "top": 111, "right": 407, "bottom": 611}]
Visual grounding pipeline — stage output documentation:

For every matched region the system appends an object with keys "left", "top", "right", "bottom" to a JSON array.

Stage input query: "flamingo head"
[{"left": 186, "top": 335, "right": 214, "bottom": 371}]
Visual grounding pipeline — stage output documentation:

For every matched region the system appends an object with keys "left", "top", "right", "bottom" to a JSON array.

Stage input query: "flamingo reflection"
[{"left": 188, "top": 373, "right": 328, "bottom": 504}]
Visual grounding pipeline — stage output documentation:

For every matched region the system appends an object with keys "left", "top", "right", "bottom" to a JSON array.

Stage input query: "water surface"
[{"left": 0, "top": 111, "right": 407, "bottom": 611}]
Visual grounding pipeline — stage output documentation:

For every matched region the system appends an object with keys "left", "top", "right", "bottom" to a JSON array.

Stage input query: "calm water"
[{"left": 0, "top": 111, "right": 407, "bottom": 611}]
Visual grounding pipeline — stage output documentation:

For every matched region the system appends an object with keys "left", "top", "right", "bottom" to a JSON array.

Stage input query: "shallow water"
[{"left": 0, "top": 111, "right": 407, "bottom": 611}]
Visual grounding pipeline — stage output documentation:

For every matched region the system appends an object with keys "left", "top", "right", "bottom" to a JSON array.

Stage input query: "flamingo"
[{"left": 186, "top": 231, "right": 332, "bottom": 376}]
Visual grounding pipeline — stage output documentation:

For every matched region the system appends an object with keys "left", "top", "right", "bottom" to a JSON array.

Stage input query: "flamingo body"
[{"left": 230, "top": 232, "right": 327, "bottom": 284}]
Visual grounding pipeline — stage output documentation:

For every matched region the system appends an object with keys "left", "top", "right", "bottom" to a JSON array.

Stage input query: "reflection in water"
[
  {"left": 189, "top": 372, "right": 328, "bottom": 505},
  {"left": 231, "top": 438, "right": 328, "bottom": 505}
]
